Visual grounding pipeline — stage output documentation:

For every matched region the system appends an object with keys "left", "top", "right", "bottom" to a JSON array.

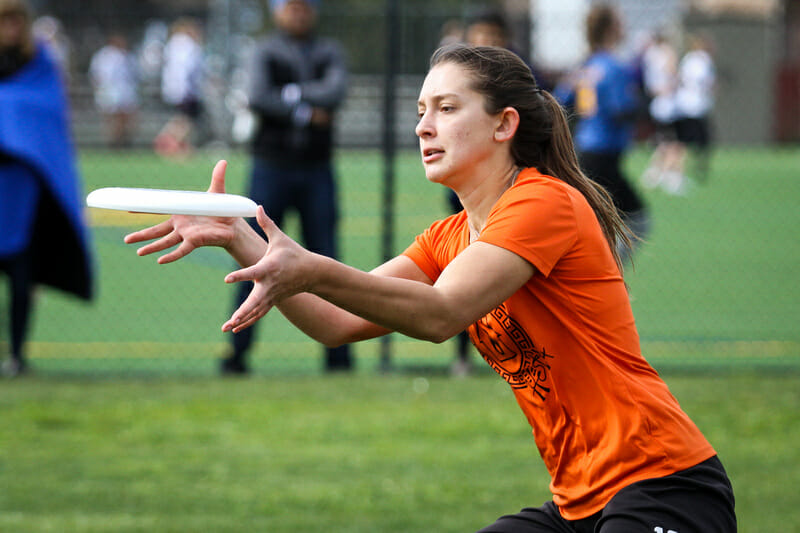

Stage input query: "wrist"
[{"left": 226, "top": 218, "right": 267, "bottom": 266}]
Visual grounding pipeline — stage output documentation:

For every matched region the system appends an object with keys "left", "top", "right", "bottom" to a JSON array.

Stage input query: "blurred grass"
[{"left": 1, "top": 373, "right": 798, "bottom": 532}]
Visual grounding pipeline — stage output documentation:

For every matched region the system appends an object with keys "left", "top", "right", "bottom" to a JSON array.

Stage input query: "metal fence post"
[{"left": 379, "top": 0, "right": 400, "bottom": 373}]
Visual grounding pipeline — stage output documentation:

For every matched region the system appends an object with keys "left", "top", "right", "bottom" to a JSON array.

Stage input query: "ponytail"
[{"left": 537, "top": 91, "right": 633, "bottom": 272}]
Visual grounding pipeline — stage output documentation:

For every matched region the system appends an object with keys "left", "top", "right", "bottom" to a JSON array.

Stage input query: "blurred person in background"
[
  {"left": 0, "top": 0, "right": 94, "bottom": 376},
  {"left": 463, "top": 7, "right": 551, "bottom": 92},
  {"left": 639, "top": 30, "right": 687, "bottom": 195},
  {"left": 437, "top": 18, "right": 463, "bottom": 48},
  {"left": 89, "top": 32, "right": 139, "bottom": 149},
  {"left": 125, "top": 44, "right": 736, "bottom": 532},
  {"left": 554, "top": 5, "right": 648, "bottom": 266},
  {"left": 154, "top": 17, "right": 205, "bottom": 158},
  {"left": 220, "top": 0, "right": 350, "bottom": 375},
  {"left": 675, "top": 32, "right": 716, "bottom": 184},
  {"left": 31, "top": 14, "right": 69, "bottom": 78}
]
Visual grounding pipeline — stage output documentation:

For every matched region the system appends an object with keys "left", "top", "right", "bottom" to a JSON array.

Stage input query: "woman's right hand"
[{"left": 124, "top": 160, "right": 243, "bottom": 264}]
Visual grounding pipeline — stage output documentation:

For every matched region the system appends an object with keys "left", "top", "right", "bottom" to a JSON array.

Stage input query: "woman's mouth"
[{"left": 422, "top": 147, "right": 444, "bottom": 163}]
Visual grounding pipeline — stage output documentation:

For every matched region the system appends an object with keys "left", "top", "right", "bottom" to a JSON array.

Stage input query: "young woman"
[{"left": 125, "top": 44, "right": 736, "bottom": 532}]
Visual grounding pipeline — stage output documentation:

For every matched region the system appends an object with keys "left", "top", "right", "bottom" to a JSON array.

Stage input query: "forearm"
[
  {"left": 223, "top": 216, "right": 531, "bottom": 345},
  {"left": 305, "top": 255, "right": 467, "bottom": 343},
  {"left": 276, "top": 292, "right": 391, "bottom": 347}
]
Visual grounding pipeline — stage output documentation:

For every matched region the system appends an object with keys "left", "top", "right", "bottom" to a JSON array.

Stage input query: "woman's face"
[{"left": 416, "top": 62, "right": 501, "bottom": 186}]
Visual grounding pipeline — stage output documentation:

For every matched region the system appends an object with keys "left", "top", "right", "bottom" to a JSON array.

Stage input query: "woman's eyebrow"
[{"left": 417, "top": 93, "right": 460, "bottom": 107}]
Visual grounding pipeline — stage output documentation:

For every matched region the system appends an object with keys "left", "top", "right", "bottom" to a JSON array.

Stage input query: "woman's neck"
[{"left": 460, "top": 163, "right": 520, "bottom": 241}]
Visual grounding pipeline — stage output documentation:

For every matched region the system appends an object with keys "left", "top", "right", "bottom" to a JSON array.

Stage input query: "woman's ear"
[{"left": 494, "top": 107, "right": 520, "bottom": 143}]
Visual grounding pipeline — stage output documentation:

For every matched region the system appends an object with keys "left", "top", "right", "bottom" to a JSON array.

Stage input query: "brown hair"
[
  {"left": 0, "top": 0, "right": 34, "bottom": 57},
  {"left": 586, "top": 4, "right": 619, "bottom": 53},
  {"left": 429, "top": 44, "right": 632, "bottom": 271}
]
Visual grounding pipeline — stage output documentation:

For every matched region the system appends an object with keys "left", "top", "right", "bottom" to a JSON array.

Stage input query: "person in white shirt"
[
  {"left": 675, "top": 33, "right": 716, "bottom": 183},
  {"left": 639, "top": 31, "right": 687, "bottom": 195},
  {"left": 89, "top": 33, "right": 138, "bottom": 148},
  {"left": 154, "top": 18, "right": 204, "bottom": 157}
]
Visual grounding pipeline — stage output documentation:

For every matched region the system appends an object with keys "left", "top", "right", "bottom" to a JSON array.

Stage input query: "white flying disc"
[{"left": 86, "top": 187, "right": 259, "bottom": 217}]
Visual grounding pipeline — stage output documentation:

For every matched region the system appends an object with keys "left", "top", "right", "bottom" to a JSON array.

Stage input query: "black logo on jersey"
[{"left": 470, "top": 304, "right": 552, "bottom": 401}]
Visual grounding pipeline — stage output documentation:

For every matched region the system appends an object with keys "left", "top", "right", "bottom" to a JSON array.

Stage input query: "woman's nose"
[{"left": 415, "top": 113, "right": 433, "bottom": 138}]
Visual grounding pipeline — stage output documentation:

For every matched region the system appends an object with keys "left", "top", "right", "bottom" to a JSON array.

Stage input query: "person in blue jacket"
[
  {"left": 0, "top": 0, "right": 94, "bottom": 376},
  {"left": 554, "top": 4, "right": 649, "bottom": 263}
]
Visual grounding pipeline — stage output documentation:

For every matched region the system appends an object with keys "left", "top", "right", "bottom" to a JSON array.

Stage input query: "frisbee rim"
[{"left": 86, "top": 187, "right": 259, "bottom": 217}]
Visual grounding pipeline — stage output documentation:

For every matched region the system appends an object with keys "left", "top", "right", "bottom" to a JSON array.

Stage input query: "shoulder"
[
  {"left": 412, "top": 210, "right": 468, "bottom": 260},
  {"left": 402, "top": 211, "right": 467, "bottom": 279},
  {"left": 492, "top": 168, "right": 599, "bottom": 239},
  {"left": 502, "top": 169, "right": 578, "bottom": 206},
  {"left": 480, "top": 170, "right": 584, "bottom": 276},
  {"left": 487, "top": 169, "right": 584, "bottom": 236},
  {"left": 422, "top": 211, "right": 467, "bottom": 241}
]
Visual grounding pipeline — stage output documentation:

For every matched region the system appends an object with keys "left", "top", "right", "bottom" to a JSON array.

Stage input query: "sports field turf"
[
  {"left": 2, "top": 374, "right": 799, "bottom": 531},
  {"left": 1, "top": 146, "right": 799, "bottom": 531}
]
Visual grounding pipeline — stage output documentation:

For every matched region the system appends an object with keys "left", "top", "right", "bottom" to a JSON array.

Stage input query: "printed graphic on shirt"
[
  {"left": 574, "top": 65, "right": 603, "bottom": 117},
  {"left": 470, "top": 304, "right": 553, "bottom": 401}
]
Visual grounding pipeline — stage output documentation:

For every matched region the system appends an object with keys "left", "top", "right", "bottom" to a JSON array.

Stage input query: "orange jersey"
[{"left": 402, "top": 168, "right": 715, "bottom": 520}]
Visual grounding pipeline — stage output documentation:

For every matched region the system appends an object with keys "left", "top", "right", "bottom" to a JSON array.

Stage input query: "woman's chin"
[{"left": 423, "top": 170, "right": 447, "bottom": 185}]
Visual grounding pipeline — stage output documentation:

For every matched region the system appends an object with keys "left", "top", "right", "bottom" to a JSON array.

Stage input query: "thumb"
[
  {"left": 208, "top": 160, "right": 228, "bottom": 194},
  {"left": 256, "top": 206, "right": 280, "bottom": 240}
]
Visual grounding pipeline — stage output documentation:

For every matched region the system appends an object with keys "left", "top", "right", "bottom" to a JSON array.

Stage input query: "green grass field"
[
  {"left": 1, "top": 146, "right": 799, "bottom": 531},
  {"left": 2, "top": 374, "right": 799, "bottom": 531}
]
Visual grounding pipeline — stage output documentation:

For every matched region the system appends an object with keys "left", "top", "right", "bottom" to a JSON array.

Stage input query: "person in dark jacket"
[{"left": 220, "top": 0, "right": 350, "bottom": 374}]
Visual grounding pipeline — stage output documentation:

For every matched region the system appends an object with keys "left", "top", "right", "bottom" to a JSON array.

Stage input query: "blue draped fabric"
[
  {"left": 0, "top": 159, "right": 39, "bottom": 256},
  {"left": 0, "top": 43, "right": 94, "bottom": 299}
]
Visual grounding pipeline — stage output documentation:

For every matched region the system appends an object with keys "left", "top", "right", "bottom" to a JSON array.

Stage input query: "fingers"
[
  {"left": 256, "top": 206, "right": 278, "bottom": 240},
  {"left": 222, "top": 309, "right": 263, "bottom": 334},
  {"left": 208, "top": 160, "right": 227, "bottom": 194},
  {"left": 124, "top": 219, "right": 175, "bottom": 245},
  {"left": 224, "top": 263, "right": 261, "bottom": 285},
  {"left": 156, "top": 240, "right": 197, "bottom": 264},
  {"left": 131, "top": 231, "right": 181, "bottom": 257},
  {"left": 222, "top": 288, "right": 272, "bottom": 333}
]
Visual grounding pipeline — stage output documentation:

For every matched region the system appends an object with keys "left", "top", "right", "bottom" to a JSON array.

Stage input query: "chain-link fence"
[{"left": 3, "top": 0, "right": 798, "bottom": 376}]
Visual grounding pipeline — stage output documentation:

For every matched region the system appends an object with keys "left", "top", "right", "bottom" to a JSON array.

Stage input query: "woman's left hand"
[{"left": 221, "top": 205, "right": 316, "bottom": 333}]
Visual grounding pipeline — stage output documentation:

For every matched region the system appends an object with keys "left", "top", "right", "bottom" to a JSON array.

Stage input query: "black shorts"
[
  {"left": 676, "top": 117, "right": 710, "bottom": 148},
  {"left": 477, "top": 456, "right": 736, "bottom": 533},
  {"left": 651, "top": 118, "right": 678, "bottom": 143},
  {"left": 176, "top": 97, "right": 202, "bottom": 119}
]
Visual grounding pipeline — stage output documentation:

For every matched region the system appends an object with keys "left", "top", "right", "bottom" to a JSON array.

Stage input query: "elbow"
[
  {"left": 427, "top": 332, "right": 453, "bottom": 344},
  {"left": 412, "top": 316, "right": 466, "bottom": 344},
  {"left": 320, "top": 333, "right": 353, "bottom": 349},
  {"left": 318, "top": 331, "right": 355, "bottom": 349}
]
